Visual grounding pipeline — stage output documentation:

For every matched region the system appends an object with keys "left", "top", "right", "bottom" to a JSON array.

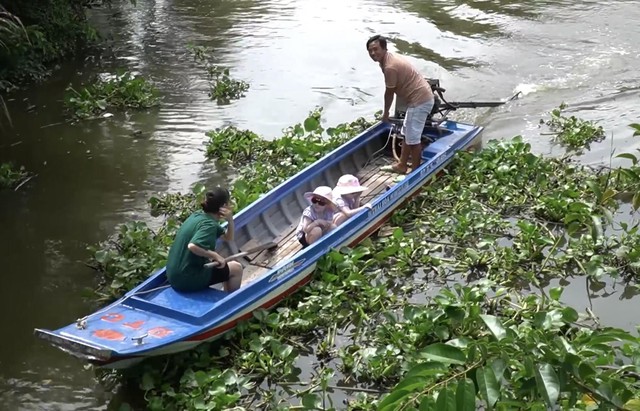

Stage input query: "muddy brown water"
[{"left": 1, "top": 0, "right": 639, "bottom": 408}]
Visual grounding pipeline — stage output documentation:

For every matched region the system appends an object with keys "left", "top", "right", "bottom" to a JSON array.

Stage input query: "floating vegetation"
[
  {"left": 204, "top": 126, "right": 263, "bottom": 163},
  {"left": 0, "top": 162, "right": 29, "bottom": 189},
  {"left": 93, "top": 117, "right": 640, "bottom": 410},
  {"left": 207, "top": 66, "right": 250, "bottom": 101},
  {"left": 64, "top": 71, "right": 160, "bottom": 120},
  {"left": 187, "top": 44, "right": 249, "bottom": 103},
  {"left": 543, "top": 103, "right": 605, "bottom": 150}
]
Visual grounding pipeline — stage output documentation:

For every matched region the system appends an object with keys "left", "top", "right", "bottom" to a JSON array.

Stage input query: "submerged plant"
[
  {"left": 0, "top": 162, "right": 29, "bottom": 189},
  {"left": 64, "top": 71, "right": 161, "bottom": 120}
]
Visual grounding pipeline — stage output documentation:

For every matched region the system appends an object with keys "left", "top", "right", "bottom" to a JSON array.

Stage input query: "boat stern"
[{"left": 34, "top": 328, "right": 114, "bottom": 362}]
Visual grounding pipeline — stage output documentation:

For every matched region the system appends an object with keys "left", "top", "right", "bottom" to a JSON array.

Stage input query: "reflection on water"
[{"left": 1, "top": 0, "right": 640, "bottom": 408}]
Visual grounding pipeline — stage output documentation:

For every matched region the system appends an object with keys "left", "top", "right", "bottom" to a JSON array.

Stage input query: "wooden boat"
[{"left": 34, "top": 117, "right": 483, "bottom": 369}]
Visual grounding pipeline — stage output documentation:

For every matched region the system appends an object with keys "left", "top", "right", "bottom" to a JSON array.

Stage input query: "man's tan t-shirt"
[{"left": 381, "top": 52, "right": 433, "bottom": 107}]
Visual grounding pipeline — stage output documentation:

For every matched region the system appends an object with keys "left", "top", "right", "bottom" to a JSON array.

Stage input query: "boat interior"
[{"left": 235, "top": 154, "right": 394, "bottom": 285}]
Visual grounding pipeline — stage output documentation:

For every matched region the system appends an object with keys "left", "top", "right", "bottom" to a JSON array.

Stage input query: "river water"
[{"left": 0, "top": 0, "right": 639, "bottom": 409}]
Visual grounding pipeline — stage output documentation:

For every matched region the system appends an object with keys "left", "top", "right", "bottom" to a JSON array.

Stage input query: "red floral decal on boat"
[
  {"left": 123, "top": 320, "right": 145, "bottom": 329},
  {"left": 93, "top": 329, "right": 125, "bottom": 341},
  {"left": 100, "top": 313, "right": 124, "bottom": 323},
  {"left": 148, "top": 327, "right": 173, "bottom": 338}
]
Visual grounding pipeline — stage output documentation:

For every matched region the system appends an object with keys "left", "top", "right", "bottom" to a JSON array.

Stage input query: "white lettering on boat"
[{"left": 269, "top": 259, "right": 305, "bottom": 283}]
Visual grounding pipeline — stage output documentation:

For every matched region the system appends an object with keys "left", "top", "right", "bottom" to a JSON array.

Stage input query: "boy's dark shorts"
[
  {"left": 206, "top": 262, "right": 231, "bottom": 285},
  {"left": 297, "top": 232, "right": 309, "bottom": 248}
]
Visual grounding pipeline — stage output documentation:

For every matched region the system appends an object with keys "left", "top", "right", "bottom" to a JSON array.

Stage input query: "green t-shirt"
[{"left": 166, "top": 210, "right": 225, "bottom": 289}]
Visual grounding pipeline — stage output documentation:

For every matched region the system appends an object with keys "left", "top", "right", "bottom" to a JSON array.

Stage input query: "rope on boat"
[
  {"left": 392, "top": 127, "right": 400, "bottom": 162},
  {"left": 363, "top": 126, "right": 397, "bottom": 170}
]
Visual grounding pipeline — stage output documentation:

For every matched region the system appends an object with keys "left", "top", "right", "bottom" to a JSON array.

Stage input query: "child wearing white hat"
[
  {"left": 296, "top": 186, "right": 337, "bottom": 248},
  {"left": 332, "top": 174, "right": 372, "bottom": 226}
]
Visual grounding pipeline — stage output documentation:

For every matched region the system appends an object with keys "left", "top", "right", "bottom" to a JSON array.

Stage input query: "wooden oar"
[{"left": 204, "top": 241, "right": 278, "bottom": 268}]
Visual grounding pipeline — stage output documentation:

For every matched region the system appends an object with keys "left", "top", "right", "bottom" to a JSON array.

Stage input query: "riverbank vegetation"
[
  {"left": 63, "top": 71, "right": 160, "bottom": 120},
  {"left": 86, "top": 109, "right": 640, "bottom": 410},
  {"left": 0, "top": 1, "right": 98, "bottom": 92},
  {"left": 187, "top": 44, "right": 250, "bottom": 103}
]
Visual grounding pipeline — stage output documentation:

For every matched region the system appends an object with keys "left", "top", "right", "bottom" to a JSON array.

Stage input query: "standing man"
[{"left": 366, "top": 35, "right": 434, "bottom": 174}]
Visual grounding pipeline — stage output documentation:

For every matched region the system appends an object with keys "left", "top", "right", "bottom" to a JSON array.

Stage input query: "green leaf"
[
  {"left": 480, "top": 314, "right": 507, "bottom": 341},
  {"left": 476, "top": 367, "right": 500, "bottom": 410},
  {"left": 419, "top": 343, "right": 466, "bottom": 365},
  {"left": 394, "top": 376, "right": 429, "bottom": 392},
  {"left": 561, "top": 306, "right": 578, "bottom": 322},
  {"left": 276, "top": 343, "right": 294, "bottom": 359},
  {"left": 303, "top": 116, "right": 319, "bottom": 132},
  {"left": 490, "top": 358, "right": 507, "bottom": 383},
  {"left": 549, "top": 287, "right": 563, "bottom": 301},
  {"left": 194, "top": 370, "right": 208, "bottom": 387},
  {"left": 591, "top": 215, "right": 603, "bottom": 239},
  {"left": 633, "top": 192, "right": 640, "bottom": 211},
  {"left": 447, "top": 337, "right": 472, "bottom": 349},
  {"left": 615, "top": 152, "right": 638, "bottom": 165},
  {"left": 455, "top": 378, "right": 476, "bottom": 411},
  {"left": 435, "top": 385, "right": 456, "bottom": 411},
  {"left": 393, "top": 376, "right": 428, "bottom": 393},
  {"left": 141, "top": 372, "right": 155, "bottom": 391},
  {"left": 586, "top": 180, "right": 602, "bottom": 199},
  {"left": 624, "top": 399, "right": 640, "bottom": 411},
  {"left": 404, "top": 362, "right": 448, "bottom": 379},
  {"left": 94, "top": 250, "right": 109, "bottom": 264},
  {"left": 419, "top": 396, "right": 436, "bottom": 411},
  {"left": 596, "top": 381, "right": 624, "bottom": 408},
  {"left": 444, "top": 306, "right": 466, "bottom": 323},
  {"left": 302, "top": 393, "right": 322, "bottom": 409},
  {"left": 118, "top": 403, "right": 134, "bottom": 411},
  {"left": 379, "top": 389, "right": 410, "bottom": 411},
  {"left": 534, "top": 363, "right": 560, "bottom": 407}
]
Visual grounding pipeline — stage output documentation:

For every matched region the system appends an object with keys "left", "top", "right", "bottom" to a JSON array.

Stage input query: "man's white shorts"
[{"left": 401, "top": 99, "right": 434, "bottom": 145}]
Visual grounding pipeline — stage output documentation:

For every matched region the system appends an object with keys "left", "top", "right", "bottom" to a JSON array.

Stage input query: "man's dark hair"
[
  {"left": 366, "top": 35, "right": 387, "bottom": 50},
  {"left": 201, "top": 187, "right": 230, "bottom": 213}
]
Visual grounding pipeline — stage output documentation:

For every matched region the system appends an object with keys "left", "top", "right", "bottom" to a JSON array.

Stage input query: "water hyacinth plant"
[
  {"left": 187, "top": 44, "right": 249, "bottom": 103},
  {"left": 91, "top": 118, "right": 640, "bottom": 410},
  {"left": 64, "top": 71, "right": 161, "bottom": 120},
  {"left": 543, "top": 103, "right": 605, "bottom": 150}
]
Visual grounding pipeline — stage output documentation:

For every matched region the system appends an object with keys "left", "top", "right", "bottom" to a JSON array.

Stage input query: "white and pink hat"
[
  {"left": 303, "top": 186, "right": 337, "bottom": 209},
  {"left": 332, "top": 174, "right": 368, "bottom": 196}
]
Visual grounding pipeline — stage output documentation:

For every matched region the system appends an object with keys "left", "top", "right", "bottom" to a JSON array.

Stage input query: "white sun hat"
[
  {"left": 303, "top": 186, "right": 337, "bottom": 209},
  {"left": 332, "top": 174, "right": 368, "bottom": 196}
]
